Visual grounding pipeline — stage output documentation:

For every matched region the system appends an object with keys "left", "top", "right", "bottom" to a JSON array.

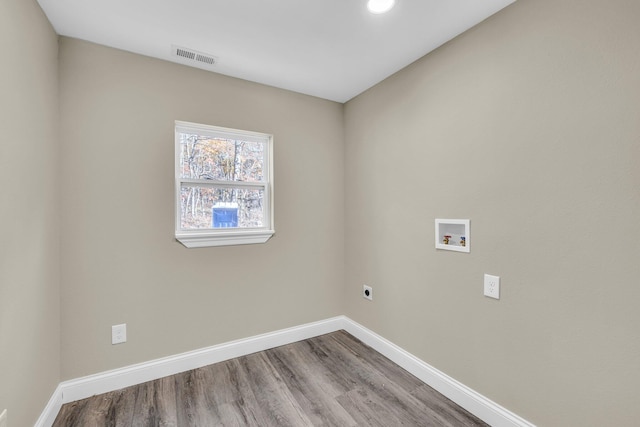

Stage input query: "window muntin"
[{"left": 175, "top": 121, "right": 274, "bottom": 248}]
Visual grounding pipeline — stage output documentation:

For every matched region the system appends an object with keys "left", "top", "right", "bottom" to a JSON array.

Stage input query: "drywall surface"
[
  {"left": 0, "top": 0, "right": 61, "bottom": 425},
  {"left": 344, "top": 0, "right": 640, "bottom": 425},
  {"left": 58, "top": 38, "right": 345, "bottom": 379}
]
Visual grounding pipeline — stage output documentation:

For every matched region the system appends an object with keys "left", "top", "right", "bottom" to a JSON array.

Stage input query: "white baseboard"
[
  {"left": 61, "top": 316, "right": 345, "bottom": 404},
  {"left": 35, "top": 317, "right": 344, "bottom": 426},
  {"left": 37, "top": 316, "right": 534, "bottom": 427}
]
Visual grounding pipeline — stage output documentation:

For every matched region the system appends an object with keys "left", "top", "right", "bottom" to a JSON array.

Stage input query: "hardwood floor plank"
[
  {"left": 210, "top": 359, "right": 273, "bottom": 426},
  {"left": 338, "top": 384, "right": 456, "bottom": 427},
  {"left": 174, "top": 368, "right": 225, "bottom": 426},
  {"left": 85, "top": 393, "right": 111, "bottom": 424},
  {"left": 265, "top": 343, "right": 358, "bottom": 426},
  {"left": 335, "top": 387, "right": 391, "bottom": 427},
  {"left": 328, "top": 330, "right": 426, "bottom": 391},
  {"left": 53, "top": 331, "right": 489, "bottom": 427},
  {"left": 52, "top": 397, "right": 91, "bottom": 427},
  {"left": 109, "top": 388, "right": 136, "bottom": 427},
  {"left": 329, "top": 331, "right": 487, "bottom": 426},
  {"left": 130, "top": 377, "right": 178, "bottom": 426},
  {"left": 329, "top": 353, "right": 453, "bottom": 426},
  {"left": 411, "top": 384, "right": 489, "bottom": 427},
  {"left": 238, "top": 352, "right": 315, "bottom": 427}
]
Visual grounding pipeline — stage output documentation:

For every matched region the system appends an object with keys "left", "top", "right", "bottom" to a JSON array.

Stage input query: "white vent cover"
[{"left": 171, "top": 45, "right": 217, "bottom": 67}]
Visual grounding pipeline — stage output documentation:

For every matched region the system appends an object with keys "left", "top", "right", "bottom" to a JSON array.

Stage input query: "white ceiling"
[{"left": 37, "top": 0, "right": 516, "bottom": 103}]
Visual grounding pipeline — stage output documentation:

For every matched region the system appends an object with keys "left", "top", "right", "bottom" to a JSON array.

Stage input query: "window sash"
[
  {"left": 177, "top": 183, "right": 270, "bottom": 232},
  {"left": 178, "top": 137, "right": 268, "bottom": 183}
]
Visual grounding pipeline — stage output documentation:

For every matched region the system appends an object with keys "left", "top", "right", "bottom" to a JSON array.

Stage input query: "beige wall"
[
  {"left": 58, "top": 38, "right": 345, "bottom": 379},
  {"left": 344, "top": 0, "right": 640, "bottom": 425},
  {"left": 4, "top": 0, "right": 640, "bottom": 425},
  {"left": 0, "top": 0, "right": 60, "bottom": 426}
]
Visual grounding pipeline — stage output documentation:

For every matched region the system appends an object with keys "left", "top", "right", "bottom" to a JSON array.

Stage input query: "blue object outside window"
[{"left": 213, "top": 206, "right": 238, "bottom": 228}]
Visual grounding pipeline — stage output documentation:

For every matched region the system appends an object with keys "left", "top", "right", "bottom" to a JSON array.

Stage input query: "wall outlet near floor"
[
  {"left": 484, "top": 274, "right": 500, "bottom": 299},
  {"left": 363, "top": 285, "right": 373, "bottom": 301},
  {"left": 0, "top": 408, "right": 7, "bottom": 427},
  {"left": 112, "top": 323, "right": 127, "bottom": 344}
]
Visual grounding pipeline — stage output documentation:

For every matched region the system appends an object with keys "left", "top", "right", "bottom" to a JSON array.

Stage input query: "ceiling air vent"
[{"left": 171, "top": 45, "right": 217, "bottom": 67}]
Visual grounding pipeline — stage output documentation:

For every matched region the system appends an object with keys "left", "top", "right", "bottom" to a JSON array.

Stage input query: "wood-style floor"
[{"left": 53, "top": 330, "right": 488, "bottom": 426}]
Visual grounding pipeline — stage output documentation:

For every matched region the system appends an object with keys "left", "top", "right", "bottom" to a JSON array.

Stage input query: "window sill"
[{"left": 176, "top": 230, "right": 274, "bottom": 248}]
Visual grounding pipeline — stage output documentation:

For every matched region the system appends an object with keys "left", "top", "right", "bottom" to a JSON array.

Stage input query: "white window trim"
[{"left": 175, "top": 121, "right": 274, "bottom": 248}]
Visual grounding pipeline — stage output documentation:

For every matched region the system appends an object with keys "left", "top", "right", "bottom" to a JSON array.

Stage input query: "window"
[{"left": 175, "top": 121, "right": 274, "bottom": 248}]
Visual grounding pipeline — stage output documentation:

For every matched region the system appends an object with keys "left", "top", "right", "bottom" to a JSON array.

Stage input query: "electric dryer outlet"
[{"left": 363, "top": 285, "right": 373, "bottom": 301}]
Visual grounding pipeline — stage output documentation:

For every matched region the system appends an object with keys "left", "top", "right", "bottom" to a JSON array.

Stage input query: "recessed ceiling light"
[{"left": 367, "top": 0, "right": 396, "bottom": 14}]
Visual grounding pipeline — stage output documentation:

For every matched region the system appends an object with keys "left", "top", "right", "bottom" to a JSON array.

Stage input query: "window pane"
[
  {"left": 180, "top": 186, "right": 264, "bottom": 230},
  {"left": 179, "top": 133, "right": 265, "bottom": 182}
]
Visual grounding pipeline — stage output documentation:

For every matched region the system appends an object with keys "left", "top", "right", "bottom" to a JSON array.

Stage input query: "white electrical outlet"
[
  {"left": 0, "top": 408, "right": 7, "bottom": 427},
  {"left": 484, "top": 274, "right": 500, "bottom": 299},
  {"left": 112, "top": 324, "right": 127, "bottom": 344},
  {"left": 363, "top": 285, "right": 373, "bottom": 301}
]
